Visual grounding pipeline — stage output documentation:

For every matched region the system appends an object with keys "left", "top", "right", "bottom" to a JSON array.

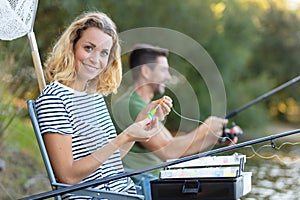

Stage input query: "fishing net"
[
  {"left": 0, "top": 0, "right": 37, "bottom": 40},
  {"left": 0, "top": 0, "right": 46, "bottom": 91}
]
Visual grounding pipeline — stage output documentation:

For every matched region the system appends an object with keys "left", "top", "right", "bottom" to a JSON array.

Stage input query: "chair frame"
[{"left": 27, "top": 100, "right": 144, "bottom": 200}]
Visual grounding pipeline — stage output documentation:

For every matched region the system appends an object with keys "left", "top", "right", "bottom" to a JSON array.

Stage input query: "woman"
[{"left": 35, "top": 11, "right": 172, "bottom": 199}]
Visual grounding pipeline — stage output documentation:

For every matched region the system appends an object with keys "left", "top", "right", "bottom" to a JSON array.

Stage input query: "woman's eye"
[
  {"left": 84, "top": 46, "right": 93, "bottom": 52},
  {"left": 101, "top": 50, "right": 109, "bottom": 56}
]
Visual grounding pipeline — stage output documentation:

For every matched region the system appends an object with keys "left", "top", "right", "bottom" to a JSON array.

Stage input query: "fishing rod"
[
  {"left": 221, "top": 75, "right": 300, "bottom": 141},
  {"left": 225, "top": 75, "right": 300, "bottom": 119},
  {"left": 21, "top": 128, "right": 300, "bottom": 200}
]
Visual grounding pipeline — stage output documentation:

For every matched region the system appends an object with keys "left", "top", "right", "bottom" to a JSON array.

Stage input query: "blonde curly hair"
[{"left": 45, "top": 11, "right": 121, "bottom": 95}]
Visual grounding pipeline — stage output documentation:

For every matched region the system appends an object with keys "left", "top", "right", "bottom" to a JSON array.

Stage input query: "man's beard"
[{"left": 154, "top": 83, "right": 165, "bottom": 95}]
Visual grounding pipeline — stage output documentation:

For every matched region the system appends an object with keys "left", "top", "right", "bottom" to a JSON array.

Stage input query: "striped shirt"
[{"left": 35, "top": 81, "right": 136, "bottom": 199}]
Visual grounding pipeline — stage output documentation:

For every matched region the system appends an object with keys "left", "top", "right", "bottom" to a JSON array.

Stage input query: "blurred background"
[{"left": 1, "top": 0, "right": 300, "bottom": 199}]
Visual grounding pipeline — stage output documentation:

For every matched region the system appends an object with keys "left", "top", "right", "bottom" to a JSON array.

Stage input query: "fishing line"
[
  {"left": 171, "top": 107, "right": 300, "bottom": 165},
  {"left": 244, "top": 142, "right": 300, "bottom": 165},
  {"left": 171, "top": 107, "right": 235, "bottom": 144}
]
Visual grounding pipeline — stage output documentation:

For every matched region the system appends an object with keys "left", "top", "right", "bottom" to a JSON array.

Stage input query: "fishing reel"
[{"left": 219, "top": 122, "right": 243, "bottom": 143}]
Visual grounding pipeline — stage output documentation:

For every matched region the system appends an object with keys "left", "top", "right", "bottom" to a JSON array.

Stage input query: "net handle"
[
  {"left": 28, "top": 31, "right": 46, "bottom": 92},
  {"left": 28, "top": 0, "right": 46, "bottom": 92}
]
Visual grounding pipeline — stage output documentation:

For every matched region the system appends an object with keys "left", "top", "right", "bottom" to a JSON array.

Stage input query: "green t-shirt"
[{"left": 113, "top": 88, "right": 163, "bottom": 177}]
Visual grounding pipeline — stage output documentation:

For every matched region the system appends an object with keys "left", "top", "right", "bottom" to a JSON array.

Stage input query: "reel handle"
[{"left": 218, "top": 122, "right": 243, "bottom": 143}]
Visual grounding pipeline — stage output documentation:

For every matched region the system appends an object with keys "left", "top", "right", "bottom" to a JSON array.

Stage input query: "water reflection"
[{"left": 243, "top": 152, "right": 300, "bottom": 199}]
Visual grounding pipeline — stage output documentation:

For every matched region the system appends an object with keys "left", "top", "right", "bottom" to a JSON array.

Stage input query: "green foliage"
[
  {"left": 1, "top": 0, "right": 299, "bottom": 129},
  {"left": 0, "top": 49, "right": 21, "bottom": 144},
  {"left": 245, "top": 1, "right": 300, "bottom": 122},
  {"left": 0, "top": 102, "right": 16, "bottom": 144}
]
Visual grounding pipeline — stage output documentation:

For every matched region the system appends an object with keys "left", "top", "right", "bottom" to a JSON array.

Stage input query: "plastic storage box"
[{"left": 150, "top": 172, "right": 251, "bottom": 200}]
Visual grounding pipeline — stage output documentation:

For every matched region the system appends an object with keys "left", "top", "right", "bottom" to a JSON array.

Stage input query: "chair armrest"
[{"left": 52, "top": 182, "right": 144, "bottom": 200}]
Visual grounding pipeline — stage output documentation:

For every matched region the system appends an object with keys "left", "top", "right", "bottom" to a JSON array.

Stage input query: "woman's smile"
[{"left": 82, "top": 62, "right": 100, "bottom": 72}]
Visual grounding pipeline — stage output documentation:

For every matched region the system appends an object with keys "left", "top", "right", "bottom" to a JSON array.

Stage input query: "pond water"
[{"left": 240, "top": 141, "right": 300, "bottom": 200}]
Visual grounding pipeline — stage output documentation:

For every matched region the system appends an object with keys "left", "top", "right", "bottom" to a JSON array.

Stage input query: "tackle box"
[{"left": 150, "top": 172, "right": 252, "bottom": 200}]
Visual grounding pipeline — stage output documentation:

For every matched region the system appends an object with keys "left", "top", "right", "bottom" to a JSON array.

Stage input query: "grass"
[
  {"left": 0, "top": 116, "right": 50, "bottom": 199},
  {"left": 3, "top": 116, "right": 45, "bottom": 167}
]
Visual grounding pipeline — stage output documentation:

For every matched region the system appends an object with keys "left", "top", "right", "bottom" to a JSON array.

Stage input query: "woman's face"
[{"left": 73, "top": 27, "right": 113, "bottom": 90}]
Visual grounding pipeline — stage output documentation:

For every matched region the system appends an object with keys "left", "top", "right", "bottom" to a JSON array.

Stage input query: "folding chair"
[{"left": 27, "top": 100, "right": 144, "bottom": 200}]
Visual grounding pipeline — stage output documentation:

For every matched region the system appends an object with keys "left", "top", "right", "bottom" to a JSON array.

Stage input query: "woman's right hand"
[{"left": 123, "top": 117, "right": 160, "bottom": 142}]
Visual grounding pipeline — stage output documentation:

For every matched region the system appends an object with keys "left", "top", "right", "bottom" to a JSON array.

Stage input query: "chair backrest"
[
  {"left": 27, "top": 100, "right": 144, "bottom": 200},
  {"left": 27, "top": 99, "right": 62, "bottom": 200},
  {"left": 27, "top": 100, "right": 58, "bottom": 186}
]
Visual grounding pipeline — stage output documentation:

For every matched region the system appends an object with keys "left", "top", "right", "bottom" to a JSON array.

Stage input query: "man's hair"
[{"left": 129, "top": 43, "right": 169, "bottom": 80}]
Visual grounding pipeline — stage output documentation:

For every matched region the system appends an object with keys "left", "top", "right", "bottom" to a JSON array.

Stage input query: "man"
[{"left": 113, "top": 43, "right": 235, "bottom": 198}]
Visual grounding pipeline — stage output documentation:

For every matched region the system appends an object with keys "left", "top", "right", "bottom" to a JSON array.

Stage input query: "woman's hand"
[
  {"left": 123, "top": 117, "right": 160, "bottom": 142},
  {"left": 122, "top": 96, "right": 172, "bottom": 143}
]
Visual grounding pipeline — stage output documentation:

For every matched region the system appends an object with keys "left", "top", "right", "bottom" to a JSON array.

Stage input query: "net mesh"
[{"left": 0, "top": 0, "right": 37, "bottom": 40}]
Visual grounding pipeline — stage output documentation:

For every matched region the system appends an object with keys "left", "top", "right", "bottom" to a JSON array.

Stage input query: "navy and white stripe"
[{"left": 35, "top": 81, "right": 136, "bottom": 199}]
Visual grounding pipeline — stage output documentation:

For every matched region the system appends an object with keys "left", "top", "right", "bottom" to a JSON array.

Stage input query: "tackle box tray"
[{"left": 150, "top": 172, "right": 252, "bottom": 200}]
